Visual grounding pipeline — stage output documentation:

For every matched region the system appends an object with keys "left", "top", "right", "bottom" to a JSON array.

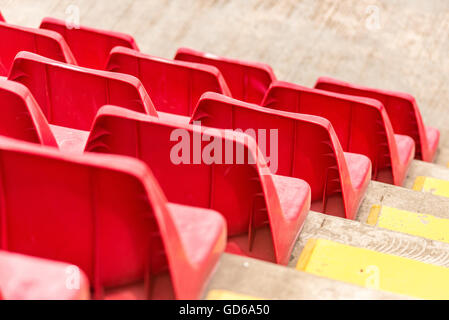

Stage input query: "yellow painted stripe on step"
[
  {"left": 413, "top": 176, "right": 449, "bottom": 198},
  {"left": 366, "top": 205, "right": 381, "bottom": 226},
  {"left": 206, "top": 290, "right": 260, "bottom": 300},
  {"left": 296, "top": 238, "right": 449, "bottom": 299},
  {"left": 367, "top": 205, "right": 449, "bottom": 243}
]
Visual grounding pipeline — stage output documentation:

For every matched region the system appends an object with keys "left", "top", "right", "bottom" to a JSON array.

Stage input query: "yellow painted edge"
[
  {"left": 412, "top": 176, "right": 426, "bottom": 191},
  {"left": 373, "top": 205, "right": 449, "bottom": 244},
  {"left": 206, "top": 290, "right": 260, "bottom": 300},
  {"left": 295, "top": 238, "right": 449, "bottom": 299},
  {"left": 367, "top": 205, "right": 381, "bottom": 226},
  {"left": 295, "top": 238, "right": 318, "bottom": 271}
]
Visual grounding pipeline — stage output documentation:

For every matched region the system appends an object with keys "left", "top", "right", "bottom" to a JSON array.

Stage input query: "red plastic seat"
[
  {"left": 0, "top": 250, "right": 89, "bottom": 300},
  {"left": 192, "top": 92, "right": 370, "bottom": 220},
  {"left": 86, "top": 106, "right": 310, "bottom": 265},
  {"left": 262, "top": 81, "right": 415, "bottom": 186},
  {"left": 0, "top": 22, "right": 76, "bottom": 76},
  {"left": 315, "top": 76, "right": 438, "bottom": 162},
  {"left": 40, "top": 17, "right": 139, "bottom": 70},
  {"left": 0, "top": 135, "right": 226, "bottom": 299},
  {"left": 8, "top": 52, "right": 157, "bottom": 133},
  {"left": 0, "top": 78, "right": 57, "bottom": 147},
  {"left": 0, "top": 11, "right": 5, "bottom": 22},
  {"left": 106, "top": 46, "right": 231, "bottom": 116},
  {"left": 175, "top": 47, "right": 276, "bottom": 105}
]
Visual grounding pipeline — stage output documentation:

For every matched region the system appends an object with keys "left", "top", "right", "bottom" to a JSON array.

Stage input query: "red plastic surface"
[
  {"left": 192, "top": 92, "right": 370, "bottom": 220},
  {"left": 0, "top": 21, "right": 76, "bottom": 75},
  {"left": 8, "top": 52, "right": 157, "bottom": 131},
  {"left": 86, "top": 106, "right": 310, "bottom": 265},
  {"left": 0, "top": 135, "right": 225, "bottom": 299},
  {"left": 49, "top": 124, "right": 90, "bottom": 153},
  {"left": 0, "top": 78, "right": 58, "bottom": 147},
  {"left": 0, "top": 250, "right": 90, "bottom": 300},
  {"left": 315, "top": 76, "right": 439, "bottom": 162},
  {"left": 0, "top": 78, "right": 90, "bottom": 153},
  {"left": 175, "top": 47, "right": 276, "bottom": 104},
  {"left": 0, "top": 11, "right": 4, "bottom": 22},
  {"left": 106, "top": 46, "right": 231, "bottom": 116},
  {"left": 40, "top": 17, "right": 139, "bottom": 70},
  {"left": 262, "top": 81, "right": 415, "bottom": 186}
]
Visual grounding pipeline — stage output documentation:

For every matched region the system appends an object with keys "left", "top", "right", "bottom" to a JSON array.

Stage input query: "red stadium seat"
[
  {"left": 175, "top": 47, "right": 276, "bottom": 104},
  {"left": 0, "top": 11, "right": 5, "bottom": 22},
  {"left": 86, "top": 106, "right": 310, "bottom": 265},
  {"left": 0, "top": 135, "right": 226, "bottom": 299},
  {"left": 106, "top": 46, "right": 231, "bottom": 116},
  {"left": 0, "top": 22, "right": 76, "bottom": 75},
  {"left": 315, "top": 76, "right": 439, "bottom": 162},
  {"left": 0, "top": 79, "right": 57, "bottom": 147},
  {"left": 0, "top": 251, "right": 89, "bottom": 300},
  {"left": 8, "top": 52, "right": 157, "bottom": 132},
  {"left": 40, "top": 17, "right": 139, "bottom": 70},
  {"left": 192, "top": 92, "right": 370, "bottom": 220},
  {"left": 262, "top": 81, "right": 414, "bottom": 186}
]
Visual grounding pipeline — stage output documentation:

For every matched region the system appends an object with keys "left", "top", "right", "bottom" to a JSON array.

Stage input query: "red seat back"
[
  {"left": 8, "top": 52, "right": 157, "bottom": 131},
  {"left": 0, "top": 135, "right": 210, "bottom": 299},
  {"left": 40, "top": 17, "right": 139, "bottom": 70},
  {"left": 0, "top": 22, "right": 76, "bottom": 75},
  {"left": 0, "top": 11, "right": 5, "bottom": 22},
  {"left": 175, "top": 47, "right": 276, "bottom": 104},
  {"left": 86, "top": 106, "right": 304, "bottom": 264},
  {"left": 315, "top": 76, "right": 437, "bottom": 161},
  {"left": 0, "top": 79, "right": 57, "bottom": 147},
  {"left": 0, "top": 250, "right": 90, "bottom": 300},
  {"left": 192, "top": 92, "right": 361, "bottom": 219},
  {"left": 106, "top": 46, "right": 231, "bottom": 116},
  {"left": 87, "top": 107, "right": 270, "bottom": 236},
  {"left": 263, "top": 81, "right": 407, "bottom": 185}
]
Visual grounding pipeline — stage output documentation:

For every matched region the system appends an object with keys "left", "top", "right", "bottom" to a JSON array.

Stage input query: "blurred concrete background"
[{"left": 2, "top": 0, "right": 448, "bottom": 147}]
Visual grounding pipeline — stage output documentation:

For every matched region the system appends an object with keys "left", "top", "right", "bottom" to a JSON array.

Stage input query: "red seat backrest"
[
  {"left": 40, "top": 17, "right": 139, "bottom": 70},
  {"left": 192, "top": 92, "right": 358, "bottom": 218},
  {"left": 106, "top": 46, "right": 231, "bottom": 116},
  {"left": 175, "top": 47, "right": 276, "bottom": 104},
  {"left": 0, "top": 11, "right": 5, "bottom": 22},
  {"left": 0, "top": 250, "right": 90, "bottom": 300},
  {"left": 86, "top": 106, "right": 302, "bottom": 264},
  {"left": 0, "top": 135, "right": 206, "bottom": 299},
  {"left": 0, "top": 79, "right": 57, "bottom": 147},
  {"left": 263, "top": 81, "right": 402, "bottom": 185},
  {"left": 315, "top": 76, "right": 432, "bottom": 160},
  {"left": 8, "top": 52, "right": 157, "bottom": 131},
  {"left": 87, "top": 106, "right": 275, "bottom": 235},
  {"left": 0, "top": 22, "right": 76, "bottom": 75}
]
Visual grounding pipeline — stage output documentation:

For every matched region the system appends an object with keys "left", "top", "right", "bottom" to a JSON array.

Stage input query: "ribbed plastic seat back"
[
  {"left": 175, "top": 47, "right": 276, "bottom": 104},
  {"left": 8, "top": 52, "right": 157, "bottom": 131},
  {"left": 0, "top": 79, "right": 57, "bottom": 147},
  {"left": 40, "top": 17, "right": 139, "bottom": 70},
  {"left": 262, "top": 81, "right": 414, "bottom": 185},
  {"left": 315, "top": 76, "right": 439, "bottom": 161},
  {"left": 0, "top": 22, "right": 76, "bottom": 75},
  {"left": 0, "top": 136, "right": 222, "bottom": 299},
  {"left": 106, "top": 46, "right": 231, "bottom": 116},
  {"left": 86, "top": 106, "right": 308, "bottom": 264},
  {"left": 192, "top": 93, "right": 369, "bottom": 219}
]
